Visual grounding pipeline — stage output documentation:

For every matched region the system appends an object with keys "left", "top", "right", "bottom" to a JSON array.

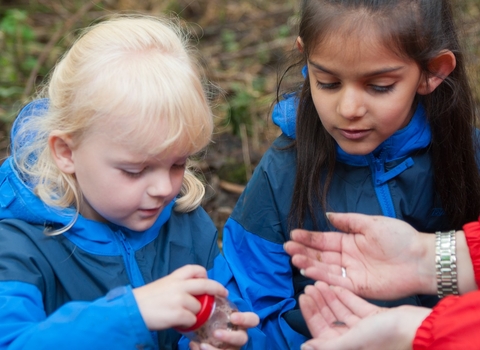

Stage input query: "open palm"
[{"left": 284, "top": 212, "right": 435, "bottom": 299}]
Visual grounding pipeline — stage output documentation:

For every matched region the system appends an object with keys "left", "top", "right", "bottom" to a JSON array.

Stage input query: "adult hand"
[
  {"left": 189, "top": 311, "right": 260, "bottom": 350},
  {"left": 133, "top": 264, "right": 228, "bottom": 331},
  {"left": 284, "top": 212, "right": 436, "bottom": 299},
  {"left": 299, "top": 281, "right": 431, "bottom": 350}
]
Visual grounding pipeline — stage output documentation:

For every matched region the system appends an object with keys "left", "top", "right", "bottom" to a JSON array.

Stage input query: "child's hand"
[
  {"left": 189, "top": 311, "right": 260, "bottom": 350},
  {"left": 133, "top": 264, "right": 228, "bottom": 330}
]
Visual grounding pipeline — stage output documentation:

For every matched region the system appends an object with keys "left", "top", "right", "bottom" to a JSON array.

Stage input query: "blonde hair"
[{"left": 13, "top": 14, "right": 213, "bottom": 230}]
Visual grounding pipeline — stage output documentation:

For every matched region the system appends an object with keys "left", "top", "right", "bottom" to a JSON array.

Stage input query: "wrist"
[
  {"left": 455, "top": 230, "right": 476, "bottom": 294},
  {"left": 395, "top": 305, "right": 431, "bottom": 349},
  {"left": 415, "top": 233, "right": 437, "bottom": 295}
]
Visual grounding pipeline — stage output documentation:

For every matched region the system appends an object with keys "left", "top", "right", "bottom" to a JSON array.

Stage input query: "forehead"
[
  {"left": 309, "top": 25, "right": 410, "bottom": 70},
  {"left": 85, "top": 113, "right": 191, "bottom": 157}
]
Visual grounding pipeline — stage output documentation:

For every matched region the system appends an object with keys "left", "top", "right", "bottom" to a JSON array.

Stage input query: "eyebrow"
[{"left": 308, "top": 60, "right": 404, "bottom": 77}]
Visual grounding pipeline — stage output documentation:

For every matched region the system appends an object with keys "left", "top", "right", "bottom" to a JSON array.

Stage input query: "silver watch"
[{"left": 435, "top": 230, "right": 459, "bottom": 298}]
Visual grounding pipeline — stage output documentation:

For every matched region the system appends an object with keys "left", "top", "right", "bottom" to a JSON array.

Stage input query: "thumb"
[{"left": 326, "top": 212, "right": 373, "bottom": 236}]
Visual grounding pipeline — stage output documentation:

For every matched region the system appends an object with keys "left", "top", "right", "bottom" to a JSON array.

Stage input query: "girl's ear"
[
  {"left": 49, "top": 132, "right": 76, "bottom": 174},
  {"left": 296, "top": 36, "right": 304, "bottom": 53},
  {"left": 417, "top": 50, "right": 456, "bottom": 95}
]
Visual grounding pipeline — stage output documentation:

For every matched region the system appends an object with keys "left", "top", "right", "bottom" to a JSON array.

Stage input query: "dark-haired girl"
[{"left": 222, "top": 1, "right": 480, "bottom": 348}]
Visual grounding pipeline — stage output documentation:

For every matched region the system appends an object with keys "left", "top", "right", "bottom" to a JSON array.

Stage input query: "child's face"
[
  {"left": 67, "top": 120, "right": 187, "bottom": 231},
  {"left": 305, "top": 32, "right": 425, "bottom": 155}
]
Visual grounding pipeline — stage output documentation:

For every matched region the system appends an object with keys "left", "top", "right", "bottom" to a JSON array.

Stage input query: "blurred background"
[{"left": 1, "top": 0, "right": 479, "bottom": 241}]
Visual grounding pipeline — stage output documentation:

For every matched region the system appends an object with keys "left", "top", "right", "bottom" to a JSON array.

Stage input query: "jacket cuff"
[
  {"left": 462, "top": 219, "right": 480, "bottom": 287},
  {"left": 412, "top": 296, "right": 459, "bottom": 349},
  {"left": 105, "top": 285, "right": 154, "bottom": 347}
]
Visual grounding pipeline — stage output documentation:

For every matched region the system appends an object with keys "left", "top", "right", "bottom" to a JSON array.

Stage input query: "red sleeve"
[
  {"left": 463, "top": 219, "right": 480, "bottom": 286},
  {"left": 413, "top": 292, "right": 480, "bottom": 349},
  {"left": 413, "top": 218, "right": 480, "bottom": 349}
]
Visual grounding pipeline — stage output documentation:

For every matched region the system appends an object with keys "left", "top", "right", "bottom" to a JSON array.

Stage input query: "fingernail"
[
  {"left": 200, "top": 344, "right": 208, "bottom": 350},
  {"left": 326, "top": 212, "right": 332, "bottom": 220},
  {"left": 301, "top": 344, "right": 314, "bottom": 350},
  {"left": 300, "top": 269, "right": 306, "bottom": 276},
  {"left": 213, "top": 330, "right": 224, "bottom": 339}
]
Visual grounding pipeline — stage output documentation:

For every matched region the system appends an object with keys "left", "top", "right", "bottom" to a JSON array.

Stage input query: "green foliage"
[
  {"left": 222, "top": 82, "right": 256, "bottom": 136},
  {"left": 277, "top": 24, "right": 291, "bottom": 38},
  {"left": 221, "top": 29, "right": 239, "bottom": 52},
  {"left": 217, "top": 160, "right": 248, "bottom": 184},
  {"left": 0, "top": 9, "right": 37, "bottom": 123}
]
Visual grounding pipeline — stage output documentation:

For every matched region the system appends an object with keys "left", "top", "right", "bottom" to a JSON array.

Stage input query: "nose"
[
  {"left": 146, "top": 171, "right": 173, "bottom": 198},
  {"left": 337, "top": 86, "right": 367, "bottom": 119}
]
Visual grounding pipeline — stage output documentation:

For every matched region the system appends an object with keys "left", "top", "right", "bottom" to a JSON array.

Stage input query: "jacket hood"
[
  {"left": 272, "top": 91, "right": 431, "bottom": 166},
  {"left": 0, "top": 100, "right": 174, "bottom": 253}
]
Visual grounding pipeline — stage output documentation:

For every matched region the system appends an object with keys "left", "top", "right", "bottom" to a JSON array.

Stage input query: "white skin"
[
  {"left": 298, "top": 281, "right": 431, "bottom": 350},
  {"left": 49, "top": 116, "right": 259, "bottom": 349},
  {"left": 297, "top": 25, "right": 454, "bottom": 155},
  {"left": 284, "top": 212, "right": 478, "bottom": 350},
  {"left": 50, "top": 118, "right": 187, "bottom": 232},
  {"left": 284, "top": 212, "right": 477, "bottom": 300}
]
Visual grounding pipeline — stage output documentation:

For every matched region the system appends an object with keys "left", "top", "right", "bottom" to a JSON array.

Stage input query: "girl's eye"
[
  {"left": 122, "top": 169, "right": 145, "bottom": 178},
  {"left": 371, "top": 84, "right": 395, "bottom": 93},
  {"left": 316, "top": 81, "right": 340, "bottom": 90}
]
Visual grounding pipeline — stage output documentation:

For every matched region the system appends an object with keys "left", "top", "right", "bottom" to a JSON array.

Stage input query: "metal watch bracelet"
[{"left": 435, "top": 230, "right": 459, "bottom": 298}]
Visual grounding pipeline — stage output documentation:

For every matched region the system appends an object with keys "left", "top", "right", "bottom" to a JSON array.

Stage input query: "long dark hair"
[{"left": 279, "top": 0, "right": 480, "bottom": 230}]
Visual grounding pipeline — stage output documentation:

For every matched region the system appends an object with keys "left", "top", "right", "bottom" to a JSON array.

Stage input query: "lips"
[
  {"left": 138, "top": 207, "right": 161, "bottom": 216},
  {"left": 338, "top": 128, "right": 371, "bottom": 140}
]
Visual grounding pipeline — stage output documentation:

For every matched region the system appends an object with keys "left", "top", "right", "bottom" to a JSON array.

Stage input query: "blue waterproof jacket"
[
  {"left": 222, "top": 94, "right": 480, "bottom": 349},
  {"left": 0, "top": 100, "right": 266, "bottom": 350}
]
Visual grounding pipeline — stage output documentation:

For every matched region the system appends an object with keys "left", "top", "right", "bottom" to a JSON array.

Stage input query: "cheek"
[
  {"left": 172, "top": 171, "right": 186, "bottom": 195},
  {"left": 312, "top": 99, "right": 333, "bottom": 126}
]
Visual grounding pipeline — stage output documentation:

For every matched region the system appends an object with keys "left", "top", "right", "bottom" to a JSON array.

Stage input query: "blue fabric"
[
  {"left": 0, "top": 99, "right": 258, "bottom": 350},
  {"left": 0, "top": 282, "right": 153, "bottom": 350}
]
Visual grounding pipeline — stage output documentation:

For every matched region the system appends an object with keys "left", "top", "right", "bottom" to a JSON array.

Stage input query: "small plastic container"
[{"left": 175, "top": 294, "right": 238, "bottom": 348}]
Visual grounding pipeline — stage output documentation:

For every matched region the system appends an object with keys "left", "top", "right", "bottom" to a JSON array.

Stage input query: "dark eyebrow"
[{"left": 308, "top": 60, "right": 404, "bottom": 77}]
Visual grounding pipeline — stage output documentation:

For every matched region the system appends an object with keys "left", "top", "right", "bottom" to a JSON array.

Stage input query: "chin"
[{"left": 339, "top": 145, "right": 374, "bottom": 156}]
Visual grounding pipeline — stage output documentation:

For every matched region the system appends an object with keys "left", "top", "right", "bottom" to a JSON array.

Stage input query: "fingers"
[
  {"left": 169, "top": 265, "right": 228, "bottom": 298},
  {"left": 300, "top": 265, "right": 353, "bottom": 291},
  {"left": 198, "top": 327, "right": 249, "bottom": 350},
  {"left": 326, "top": 212, "right": 385, "bottom": 236},
  {"left": 309, "top": 282, "right": 361, "bottom": 327},
  {"left": 284, "top": 241, "right": 343, "bottom": 265},
  {"left": 171, "top": 264, "right": 208, "bottom": 279},
  {"left": 290, "top": 251, "right": 342, "bottom": 272},
  {"left": 289, "top": 229, "right": 344, "bottom": 251},
  {"left": 299, "top": 289, "right": 336, "bottom": 338},
  {"left": 329, "top": 285, "right": 381, "bottom": 318},
  {"left": 290, "top": 253, "right": 354, "bottom": 291},
  {"left": 194, "top": 312, "right": 258, "bottom": 349},
  {"left": 230, "top": 311, "right": 260, "bottom": 328}
]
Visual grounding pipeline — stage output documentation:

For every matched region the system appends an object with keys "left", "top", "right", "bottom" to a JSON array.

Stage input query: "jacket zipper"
[
  {"left": 370, "top": 152, "right": 396, "bottom": 218},
  {"left": 117, "top": 231, "right": 146, "bottom": 288}
]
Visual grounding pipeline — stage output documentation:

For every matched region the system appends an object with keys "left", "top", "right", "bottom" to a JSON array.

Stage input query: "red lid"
[{"left": 175, "top": 294, "right": 215, "bottom": 332}]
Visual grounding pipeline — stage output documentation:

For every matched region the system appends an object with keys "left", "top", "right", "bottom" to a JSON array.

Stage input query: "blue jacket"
[
  {"left": 0, "top": 100, "right": 265, "bottom": 350},
  {"left": 222, "top": 95, "right": 479, "bottom": 349}
]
